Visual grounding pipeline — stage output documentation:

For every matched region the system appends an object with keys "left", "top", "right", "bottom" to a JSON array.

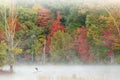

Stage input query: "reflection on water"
[{"left": 0, "top": 65, "right": 120, "bottom": 80}]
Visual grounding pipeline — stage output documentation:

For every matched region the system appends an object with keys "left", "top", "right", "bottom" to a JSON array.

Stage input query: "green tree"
[
  {"left": 50, "top": 31, "right": 73, "bottom": 63},
  {"left": 85, "top": 12, "right": 108, "bottom": 62}
]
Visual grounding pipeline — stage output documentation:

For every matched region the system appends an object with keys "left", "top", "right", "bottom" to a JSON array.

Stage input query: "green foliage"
[
  {"left": 17, "top": 21, "right": 44, "bottom": 55},
  {"left": 0, "top": 41, "right": 7, "bottom": 66},
  {"left": 17, "top": 7, "right": 37, "bottom": 24},
  {"left": 9, "top": 48, "right": 22, "bottom": 55},
  {"left": 33, "top": 40, "right": 43, "bottom": 54},
  {"left": 91, "top": 46, "right": 109, "bottom": 60},
  {"left": 50, "top": 31, "right": 73, "bottom": 62},
  {"left": 87, "top": 25, "right": 103, "bottom": 44},
  {"left": 86, "top": 16, "right": 109, "bottom": 62},
  {"left": 115, "top": 55, "right": 120, "bottom": 63},
  {"left": 85, "top": 10, "right": 107, "bottom": 27}
]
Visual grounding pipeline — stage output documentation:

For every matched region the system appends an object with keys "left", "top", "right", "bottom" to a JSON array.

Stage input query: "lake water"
[{"left": 0, "top": 65, "right": 120, "bottom": 80}]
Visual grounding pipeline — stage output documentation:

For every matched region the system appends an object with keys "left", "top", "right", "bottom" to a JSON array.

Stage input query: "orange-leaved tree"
[{"left": 4, "top": 0, "right": 21, "bottom": 71}]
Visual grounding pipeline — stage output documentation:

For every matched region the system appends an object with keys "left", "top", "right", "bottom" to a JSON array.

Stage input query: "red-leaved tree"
[
  {"left": 36, "top": 7, "right": 51, "bottom": 27},
  {"left": 73, "top": 27, "right": 92, "bottom": 62},
  {"left": 46, "top": 11, "right": 65, "bottom": 53},
  {"left": 102, "top": 28, "right": 115, "bottom": 59}
]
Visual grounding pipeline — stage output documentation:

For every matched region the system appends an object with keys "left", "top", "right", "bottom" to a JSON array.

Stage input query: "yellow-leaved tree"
[{"left": 3, "top": 0, "right": 22, "bottom": 72}]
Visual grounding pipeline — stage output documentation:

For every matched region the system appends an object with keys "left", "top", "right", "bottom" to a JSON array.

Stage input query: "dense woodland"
[{"left": 0, "top": 0, "right": 120, "bottom": 71}]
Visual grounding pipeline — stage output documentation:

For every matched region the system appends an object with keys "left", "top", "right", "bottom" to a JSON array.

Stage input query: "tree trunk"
[
  {"left": 42, "top": 40, "right": 46, "bottom": 64},
  {"left": 7, "top": 49, "right": 14, "bottom": 72},
  {"left": 110, "top": 56, "right": 114, "bottom": 64},
  {"left": 10, "top": 64, "right": 13, "bottom": 72}
]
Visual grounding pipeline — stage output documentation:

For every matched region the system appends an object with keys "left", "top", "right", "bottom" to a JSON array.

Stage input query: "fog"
[
  {"left": 2, "top": 0, "right": 120, "bottom": 5},
  {"left": 0, "top": 65, "right": 120, "bottom": 80},
  {"left": 0, "top": 0, "right": 120, "bottom": 80}
]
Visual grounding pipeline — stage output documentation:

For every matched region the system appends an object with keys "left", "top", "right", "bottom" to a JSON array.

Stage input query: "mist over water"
[{"left": 0, "top": 65, "right": 120, "bottom": 80}]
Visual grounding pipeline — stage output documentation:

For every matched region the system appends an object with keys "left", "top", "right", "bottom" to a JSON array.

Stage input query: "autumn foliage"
[
  {"left": 8, "top": 14, "right": 20, "bottom": 32},
  {"left": 0, "top": 30, "right": 4, "bottom": 42},
  {"left": 102, "top": 28, "right": 115, "bottom": 57},
  {"left": 46, "top": 11, "right": 66, "bottom": 53},
  {"left": 73, "top": 27, "right": 92, "bottom": 61},
  {"left": 36, "top": 7, "right": 51, "bottom": 27},
  {"left": 113, "top": 38, "right": 120, "bottom": 50}
]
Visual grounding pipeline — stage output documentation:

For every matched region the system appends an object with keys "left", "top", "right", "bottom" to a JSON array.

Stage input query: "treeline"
[{"left": 0, "top": 1, "right": 120, "bottom": 66}]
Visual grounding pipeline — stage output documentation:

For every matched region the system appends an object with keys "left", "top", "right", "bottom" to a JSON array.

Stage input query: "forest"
[{"left": 0, "top": 0, "right": 120, "bottom": 72}]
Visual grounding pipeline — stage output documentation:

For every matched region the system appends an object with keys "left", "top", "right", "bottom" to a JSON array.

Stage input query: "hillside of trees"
[{"left": 0, "top": 0, "right": 120, "bottom": 71}]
